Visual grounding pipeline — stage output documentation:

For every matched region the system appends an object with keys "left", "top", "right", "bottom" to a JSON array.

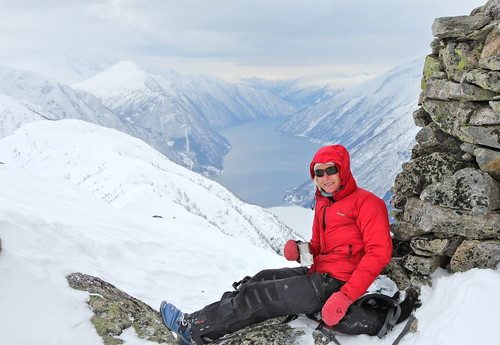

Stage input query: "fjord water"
[{"left": 215, "top": 117, "right": 323, "bottom": 207}]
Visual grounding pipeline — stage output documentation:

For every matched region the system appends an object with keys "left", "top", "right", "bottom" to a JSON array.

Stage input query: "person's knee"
[{"left": 251, "top": 269, "right": 277, "bottom": 282}]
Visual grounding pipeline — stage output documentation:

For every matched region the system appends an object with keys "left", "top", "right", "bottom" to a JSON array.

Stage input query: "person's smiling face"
[{"left": 315, "top": 164, "right": 341, "bottom": 194}]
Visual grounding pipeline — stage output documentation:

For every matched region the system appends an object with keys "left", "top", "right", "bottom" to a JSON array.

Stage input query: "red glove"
[
  {"left": 283, "top": 240, "right": 299, "bottom": 261},
  {"left": 322, "top": 291, "right": 353, "bottom": 326}
]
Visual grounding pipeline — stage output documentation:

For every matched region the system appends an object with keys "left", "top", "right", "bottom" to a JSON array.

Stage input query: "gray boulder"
[
  {"left": 420, "top": 167, "right": 500, "bottom": 213},
  {"left": 474, "top": 146, "right": 500, "bottom": 180},
  {"left": 450, "top": 239, "right": 500, "bottom": 271},
  {"left": 403, "top": 198, "right": 500, "bottom": 240},
  {"left": 432, "top": 15, "right": 491, "bottom": 39},
  {"left": 422, "top": 78, "right": 498, "bottom": 101},
  {"left": 410, "top": 236, "right": 463, "bottom": 257},
  {"left": 392, "top": 152, "right": 471, "bottom": 197}
]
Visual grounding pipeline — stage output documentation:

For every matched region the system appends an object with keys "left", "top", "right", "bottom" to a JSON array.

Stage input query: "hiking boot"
[{"left": 159, "top": 301, "right": 195, "bottom": 345}]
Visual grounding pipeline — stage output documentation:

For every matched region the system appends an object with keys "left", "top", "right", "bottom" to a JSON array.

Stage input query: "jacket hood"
[{"left": 310, "top": 145, "right": 357, "bottom": 200}]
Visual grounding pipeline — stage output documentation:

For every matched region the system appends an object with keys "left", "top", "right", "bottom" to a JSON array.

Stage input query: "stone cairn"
[{"left": 387, "top": 0, "right": 500, "bottom": 291}]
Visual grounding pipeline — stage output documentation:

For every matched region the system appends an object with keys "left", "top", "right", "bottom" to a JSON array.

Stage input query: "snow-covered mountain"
[
  {"left": 0, "top": 64, "right": 191, "bottom": 169},
  {"left": 0, "top": 93, "right": 47, "bottom": 138},
  {"left": 7, "top": 54, "right": 113, "bottom": 84},
  {"left": 2, "top": 54, "right": 423, "bottom": 207},
  {"left": 0, "top": 64, "right": 130, "bottom": 133},
  {"left": 0, "top": 57, "right": 301, "bottom": 176},
  {"left": 162, "top": 70, "right": 301, "bottom": 129},
  {"left": 73, "top": 61, "right": 302, "bottom": 174},
  {"left": 1, "top": 119, "right": 499, "bottom": 345},
  {"left": 280, "top": 59, "right": 424, "bottom": 205},
  {"left": 241, "top": 70, "right": 376, "bottom": 107},
  {"left": 241, "top": 76, "right": 341, "bottom": 107},
  {"left": 0, "top": 119, "right": 298, "bottom": 253},
  {"left": 73, "top": 61, "right": 232, "bottom": 174}
]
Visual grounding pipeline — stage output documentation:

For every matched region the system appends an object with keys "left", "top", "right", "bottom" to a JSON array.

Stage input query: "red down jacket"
[{"left": 308, "top": 145, "right": 392, "bottom": 301}]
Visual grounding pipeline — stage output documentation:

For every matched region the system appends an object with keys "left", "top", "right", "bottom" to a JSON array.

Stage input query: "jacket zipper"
[
  {"left": 321, "top": 198, "right": 333, "bottom": 253},
  {"left": 322, "top": 198, "right": 351, "bottom": 258}
]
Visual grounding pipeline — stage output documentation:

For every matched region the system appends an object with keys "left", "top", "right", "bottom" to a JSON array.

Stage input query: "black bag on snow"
[{"left": 329, "top": 289, "right": 419, "bottom": 338}]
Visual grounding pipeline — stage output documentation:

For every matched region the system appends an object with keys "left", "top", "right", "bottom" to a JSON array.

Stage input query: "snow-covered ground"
[{"left": 0, "top": 120, "right": 499, "bottom": 345}]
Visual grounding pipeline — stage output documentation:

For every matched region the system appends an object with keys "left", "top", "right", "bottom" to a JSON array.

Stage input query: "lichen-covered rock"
[
  {"left": 422, "top": 55, "right": 447, "bottom": 80},
  {"left": 439, "top": 41, "right": 481, "bottom": 82},
  {"left": 414, "top": 124, "right": 465, "bottom": 157},
  {"left": 382, "top": 259, "right": 411, "bottom": 291},
  {"left": 420, "top": 168, "right": 500, "bottom": 213},
  {"left": 474, "top": 146, "right": 500, "bottom": 180},
  {"left": 392, "top": 152, "right": 471, "bottom": 197},
  {"left": 66, "top": 273, "right": 173, "bottom": 345},
  {"left": 421, "top": 99, "right": 478, "bottom": 135},
  {"left": 403, "top": 198, "right": 500, "bottom": 240},
  {"left": 480, "top": 0, "right": 500, "bottom": 19},
  {"left": 423, "top": 78, "right": 498, "bottom": 101},
  {"left": 404, "top": 254, "right": 447, "bottom": 275},
  {"left": 480, "top": 55, "right": 500, "bottom": 70},
  {"left": 431, "top": 15, "right": 491, "bottom": 39},
  {"left": 66, "top": 273, "right": 309, "bottom": 345},
  {"left": 214, "top": 318, "right": 305, "bottom": 345},
  {"left": 412, "top": 107, "right": 433, "bottom": 127},
  {"left": 490, "top": 100, "right": 500, "bottom": 114},
  {"left": 390, "top": 221, "right": 425, "bottom": 241},
  {"left": 469, "top": 105, "right": 500, "bottom": 125},
  {"left": 458, "top": 124, "right": 500, "bottom": 149},
  {"left": 410, "top": 236, "right": 463, "bottom": 257},
  {"left": 450, "top": 239, "right": 500, "bottom": 271},
  {"left": 481, "top": 25, "right": 500, "bottom": 59},
  {"left": 465, "top": 69, "right": 500, "bottom": 93}
]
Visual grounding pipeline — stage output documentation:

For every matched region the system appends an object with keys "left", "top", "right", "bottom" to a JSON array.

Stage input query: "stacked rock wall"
[{"left": 388, "top": 0, "right": 500, "bottom": 291}]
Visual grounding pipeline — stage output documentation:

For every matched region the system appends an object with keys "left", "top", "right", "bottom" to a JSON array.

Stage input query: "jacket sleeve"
[{"left": 339, "top": 194, "right": 393, "bottom": 301}]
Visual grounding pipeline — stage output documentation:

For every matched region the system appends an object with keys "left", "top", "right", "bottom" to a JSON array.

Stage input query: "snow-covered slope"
[
  {"left": 280, "top": 59, "right": 424, "bottom": 204},
  {"left": 0, "top": 119, "right": 297, "bottom": 253},
  {"left": 0, "top": 120, "right": 499, "bottom": 345},
  {"left": 0, "top": 94, "right": 46, "bottom": 138},
  {"left": 0, "top": 162, "right": 293, "bottom": 344}
]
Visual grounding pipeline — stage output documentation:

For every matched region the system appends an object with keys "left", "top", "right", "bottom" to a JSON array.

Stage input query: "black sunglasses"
[{"left": 315, "top": 166, "right": 338, "bottom": 177}]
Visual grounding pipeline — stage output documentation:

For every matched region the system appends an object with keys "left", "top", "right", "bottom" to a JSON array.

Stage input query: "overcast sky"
[{"left": 0, "top": 0, "right": 488, "bottom": 81}]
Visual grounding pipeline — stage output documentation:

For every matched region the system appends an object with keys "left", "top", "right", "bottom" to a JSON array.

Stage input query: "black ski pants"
[{"left": 188, "top": 266, "right": 345, "bottom": 344}]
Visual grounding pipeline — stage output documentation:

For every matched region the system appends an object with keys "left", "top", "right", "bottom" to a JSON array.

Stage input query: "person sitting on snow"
[{"left": 159, "top": 144, "right": 393, "bottom": 345}]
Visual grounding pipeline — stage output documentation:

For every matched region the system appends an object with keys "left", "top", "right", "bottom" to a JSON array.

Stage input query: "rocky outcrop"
[
  {"left": 66, "top": 273, "right": 322, "bottom": 345},
  {"left": 388, "top": 0, "right": 500, "bottom": 291},
  {"left": 66, "top": 273, "right": 174, "bottom": 345}
]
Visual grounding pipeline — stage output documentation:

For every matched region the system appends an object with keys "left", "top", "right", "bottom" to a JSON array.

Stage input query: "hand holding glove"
[
  {"left": 321, "top": 291, "right": 353, "bottom": 326},
  {"left": 283, "top": 240, "right": 299, "bottom": 261}
]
